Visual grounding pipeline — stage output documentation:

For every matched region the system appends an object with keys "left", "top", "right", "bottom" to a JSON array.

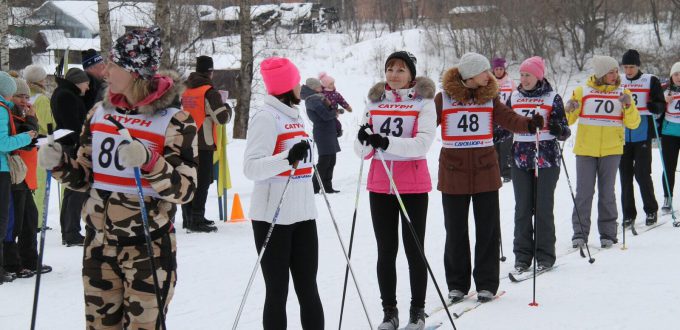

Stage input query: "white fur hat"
[
  {"left": 670, "top": 62, "right": 680, "bottom": 77},
  {"left": 457, "top": 52, "right": 491, "bottom": 80},
  {"left": 23, "top": 64, "right": 47, "bottom": 83},
  {"left": 591, "top": 55, "right": 619, "bottom": 79}
]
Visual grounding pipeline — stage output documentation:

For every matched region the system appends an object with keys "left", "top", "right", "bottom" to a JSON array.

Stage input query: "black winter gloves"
[
  {"left": 548, "top": 122, "right": 563, "bottom": 137},
  {"left": 287, "top": 140, "right": 310, "bottom": 166},
  {"left": 357, "top": 123, "right": 389, "bottom": 150},
  {"left": 358, "top": 124, "right": 371, "bottom": 145},
  {"left": 527, "top": 114, "right": 545, "bottom": 134}
]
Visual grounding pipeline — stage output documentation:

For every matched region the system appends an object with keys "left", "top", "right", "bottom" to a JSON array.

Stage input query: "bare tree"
[
  {"left": 650, "top": 0, "right": 663, "bottom": 47},
  {"left": 0, "top": 0, "right": 9, "bottom": 70},
  {"left": 154, "top": 0, "right": 172, "bottom": 69},
  {"left": 97, "top": 0, "right": 112, "bottom": 58},
  {"left": 234, "top": 0, "right": 253, "bottom": 139}
]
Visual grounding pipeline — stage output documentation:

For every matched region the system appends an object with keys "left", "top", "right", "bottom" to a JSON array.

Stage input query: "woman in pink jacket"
[{"left": 354, "top": 51, "right": 436, "bottom": 330}]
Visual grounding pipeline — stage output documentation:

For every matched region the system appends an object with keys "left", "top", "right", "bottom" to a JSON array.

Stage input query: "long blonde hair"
[{"left": 128, "top": 77, "right": 155, "bottom": 104}]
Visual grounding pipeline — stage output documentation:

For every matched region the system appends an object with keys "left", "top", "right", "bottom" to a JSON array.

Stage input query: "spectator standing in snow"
[
  {"left": 565, "top": 55, "right": 640, "bottom": 249},
  {"left": 506, "top": 56, "right": 570, "bottom": 274},
  {"left": 435, "top": 52, "right": 541, "bottom": 304},
  {"left": 660, "top": 62, "right": 680, "bottom": 211},
  {"left": 618, "top": 49, "right": 664, "bottom": 227},
  {"left": 0, "top": 71, "right": 36, "bottom": 284},
  {"left": 355, "top": 51, "right": 436, "bottom": 329},
  {"left": 181, "top": 55, "right": 232, "bottom": 232},
  {"left": 243, "top": 57, "right": 324, "bottom": 329},
  {"left": 51, "top": 67, "right": 91, "bottom": 247},
  {"left": 3, "top": 74, "right": 51, "bottom": 279},
  {"left": 81, "top": 48, "right": 108, "bottom": 110},
  {"left": 302, "top": 77, "right": 341, "bottom": 194},
  {"left": 492, "top": 57, "right": 515, "bottom": 182},
  {"left": 38, "top": 26, "right": 194, "bottom": 328}
]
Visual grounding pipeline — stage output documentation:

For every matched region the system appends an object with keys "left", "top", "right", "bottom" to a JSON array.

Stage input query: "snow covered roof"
[
  {"left": 40, "top": 29, "right": 101, "bottom": 51},
  {"left": 11, "top": 7, "right": 33, "bottom": 20},
  {"left": 448, "top": 5, "right": 496, "bottom": 15},
  {"left": 9, "top": 34, "right": 34, "bottom": 49}
]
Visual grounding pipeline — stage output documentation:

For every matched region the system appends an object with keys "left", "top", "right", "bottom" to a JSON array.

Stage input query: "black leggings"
[
  {"left": 369, "top": 192, "right": 428, "bottom": 308},
  {"left": 4, "top": 188, "right": 38, "bottom": 271},
  {"left": 252, "top": 220, "right": 324, "bottom": 330},
  {"left": 661, "top": 135, "right": 680, "bottom": 197}
]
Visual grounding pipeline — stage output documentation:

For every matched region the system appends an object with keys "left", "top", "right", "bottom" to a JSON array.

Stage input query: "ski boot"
[
  {"left": 377, "top": 305, "right": 399, "bottom": 330},
  {"left": 404, "top": 306, "right": 425, "bottom": 330},
  {"left": 646, "top": 212, "right": 657, "bottom": 226}
]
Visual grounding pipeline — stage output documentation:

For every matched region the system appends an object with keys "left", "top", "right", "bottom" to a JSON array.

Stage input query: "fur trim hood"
[
  {"left": 103, "top": 70, "right": 184, "bottom": 115},
  {"left": 441, "top": 67, "right": 499, "bottom": 104},
  {"left": 367, "top": 76, "right": 436, "bottom": 103}
]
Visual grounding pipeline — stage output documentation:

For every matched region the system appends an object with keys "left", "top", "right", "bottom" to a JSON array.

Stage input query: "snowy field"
[{"left": 3, "top": 27, "right": 680, "bottom": 329}]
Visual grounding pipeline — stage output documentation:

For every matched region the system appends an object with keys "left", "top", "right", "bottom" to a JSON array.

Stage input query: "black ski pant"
[
  {"left": 661, "top": 135, "right": 680, "bottom": 197},
  {"left": 3, "top": 188, "right": 38, "bottom": 272},
  {"left": 182, "top": 149, "right": 214, "bottom": 227},
  {"left": 495, "top": 138, "right": 512, "bottom": 179},
  {"left": 511, "top": 166, "right": 559, "bottom": 268},
  {"left": 619, "top": 141, "right": 658, "bottom": 219},
  {"left": 252, "top": 219, "right": 324, "bottom": 330},
  {"left": 60, "top": 188, "right": 87, "bottom": 240},
  {"left": 0, "top": 173, "right": 10, "bottom": 273},
  {"left": 369, "top": 192, "right": 428, "bottom": 308},
  {"left": 443, "top": 191, "right": 500, "bottom": 295},
  {"left": 312, "top": 153, "right": 337, "bottom": 193}
]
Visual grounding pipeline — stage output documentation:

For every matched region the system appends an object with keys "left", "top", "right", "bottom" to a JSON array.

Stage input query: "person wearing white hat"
[
  {"left": 564, "top": 55, "right": 641, "bottom": 249},
  {"left": 659, "top": 62, "right": 680, "bottom": 211}
]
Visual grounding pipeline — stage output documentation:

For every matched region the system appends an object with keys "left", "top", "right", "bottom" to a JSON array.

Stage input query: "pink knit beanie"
[
  {"left": 519, "top": 56, "right": 545, "bottom": 80},
  {"left": 260, "top": 57, "right": 300, "bottom": 95},
  {"left": 318, "top": 72, "right": 335, "bottom": 89}
]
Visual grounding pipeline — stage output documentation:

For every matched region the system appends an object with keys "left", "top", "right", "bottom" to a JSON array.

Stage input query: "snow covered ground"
[{"left": 3, "top": 27, "right": 680, "bottom": 330}]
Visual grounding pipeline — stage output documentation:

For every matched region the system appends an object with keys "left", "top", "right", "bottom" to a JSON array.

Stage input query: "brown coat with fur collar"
[{"left": 435, "top": 67, "right": 531, "bottom": 195}]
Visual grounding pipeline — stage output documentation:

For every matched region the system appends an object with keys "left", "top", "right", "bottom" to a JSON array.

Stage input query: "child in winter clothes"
[
  {"left": 38, "top": 27, "right": 196, "bottom": 328},
  {"left": 0, "top": 72, "right": 36, "bottom": 284},
  {"left": 3, "top": 74, "right": 51, "bottom": 279},
  {"left": 492, "top": 57, "right": 516, "bottom": 182},
  {"left": 435, "top": 52, "right": 542, "bottom": 304},
  {"left": 320, "top": 72, "right": 352, "bottom": 137},
  {"left": 355, "top": 51, "right": 436, "bottom": 329},
  {"left": 565, "top": 55, "right": 640, "bottom": 249},
  {"left": 660, "top": 62, "right": 680, "bottom": 211},
  {"left": 244, "top": 57, "right": 324, "bottom": 330},
  {"left": 506, "top": 56, "right": 570, "bottom": 273}
]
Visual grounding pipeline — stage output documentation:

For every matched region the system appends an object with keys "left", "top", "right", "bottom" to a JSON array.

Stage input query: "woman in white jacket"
[{"left": 243, "top": 57, "right": 324, "bottom": 329}]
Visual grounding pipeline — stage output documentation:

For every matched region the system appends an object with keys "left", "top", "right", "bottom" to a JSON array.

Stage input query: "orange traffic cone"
[{"left": 229, "top": 193, "right": 247, "bottom": 222}]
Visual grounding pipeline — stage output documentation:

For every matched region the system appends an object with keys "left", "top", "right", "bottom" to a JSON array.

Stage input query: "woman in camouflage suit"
[{"left": 38, "top": 27, "right": 197, "bottom": 329}]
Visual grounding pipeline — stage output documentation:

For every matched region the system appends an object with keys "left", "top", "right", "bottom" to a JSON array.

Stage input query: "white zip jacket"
[{"left": 243, "top": 95, "right": 318, "bottom": 225}]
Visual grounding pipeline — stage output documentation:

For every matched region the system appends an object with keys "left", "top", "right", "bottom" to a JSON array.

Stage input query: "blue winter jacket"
[
  {"left": 622, "top": 72, "right": 666, "bottom": 142},
  {"left": 0, "top": 97, "right": 32, "bottom": 172}
]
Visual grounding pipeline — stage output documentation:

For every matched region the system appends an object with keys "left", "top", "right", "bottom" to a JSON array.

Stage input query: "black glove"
[
  {"left": 528, "top": 114, "right": 545, "bottom": 134},
  {"left": 287, "top": 140, "right": 310, "bottom": 166},
  {"left": 548, "top": 122, "right": 563, "bottom": 137},
  {"left": 357, "top": 124, "right": 372, "bottom": 145},
  {"left": 368, "top": 134, "right": 389, "bottom": 150}
]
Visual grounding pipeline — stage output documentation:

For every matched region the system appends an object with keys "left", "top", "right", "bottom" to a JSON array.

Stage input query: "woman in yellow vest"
[{"left": 565, "top": 55, "right": 640, "bottom": 249}]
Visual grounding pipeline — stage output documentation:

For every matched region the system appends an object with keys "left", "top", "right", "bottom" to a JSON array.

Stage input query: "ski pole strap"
[{"left": 105, "top": 116, "right": 133, "bottom": 142}]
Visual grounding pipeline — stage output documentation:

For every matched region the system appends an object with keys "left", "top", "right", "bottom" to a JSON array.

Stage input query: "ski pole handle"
[
  {"left": 105, "top": 116, "right": 133, "bottom": 142},
  {"left": 47, "top": 123, "right": 54, "bottom": 146}
]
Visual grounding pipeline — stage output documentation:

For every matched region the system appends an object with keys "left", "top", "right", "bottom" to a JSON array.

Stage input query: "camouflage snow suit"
[{"left": 52, "top": 72, "right": 197, "bottom": 329}]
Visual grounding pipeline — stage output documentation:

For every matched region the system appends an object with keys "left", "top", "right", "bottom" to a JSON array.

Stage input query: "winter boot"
[
  {"left": 537, "top": 263, "right": 553, "bottom": 272},
  {"left": 201, "top": 218, "right": 216, "bottom": 226},
  {"left": 600, "top": 238, "right": 615, "bottom": 249},
  {"left": 662, "top": 197, "right": 672, "bottom": 212},
  {"left": 622, "top": 217, "right": 635, "bottom": 229},
  {"left": 186, "top": 220, "right": 218, "bottom": 233},
  {"left": 477, "top": 290, "right": 495, "bottom": 303},
  {"left": 448, "top": 289, "right": 465, "bottom": 304},
  {"left": 63, "top": 233, "right": 85, "bottom": 247},
  {"left": 572, "top": 238, "right": 586, "bottom": 249},
  {"left": 377, "top": 305, "right": 399, "bottom": 330},
  {"left": 646, "top": 212, "right": 658, "bottom": 226},
  {"left": 0, "top": 269, "right": 17, "bottom": 284},
  {"left": 404, "top": 306, "right": 425, "bottom": 330},
  {"left": 513, "top": 263, "right": 529, "bottom": 275}
]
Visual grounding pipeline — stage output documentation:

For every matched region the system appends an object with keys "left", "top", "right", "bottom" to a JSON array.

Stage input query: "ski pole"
[
  {"left": 499, "top": 231, "right": 507, "bottom": 262},
  {"left": 529, "top": 129, "right": 540, "bottom": 307},
  {"left": 338, "top": 143, "right": 368, "bottom": 330},
  {"left": 312, "top": 143, "right": 373, "bottom": 329},
  {"left": 652, "top": 92, "right": 678, "bottom": 226},
  {"left": 375, "top": 148, "right": 457, "bottom": 330},
  {"left": 232, "top": 164, "right": 298, "bottom": 330},
  {"left": 31, "top": 124, "right": 54, "bottom": 330},
  {"left": 105, "top": 117, "right": 167, "bottom": 330},
  {"left": 557, "top": 141, "right": 596, "bottom": 263}
]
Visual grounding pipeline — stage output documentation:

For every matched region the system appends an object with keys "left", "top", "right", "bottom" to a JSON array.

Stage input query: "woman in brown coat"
[{"left": 435, "top": 52, "right": 543, "bottom": 303}]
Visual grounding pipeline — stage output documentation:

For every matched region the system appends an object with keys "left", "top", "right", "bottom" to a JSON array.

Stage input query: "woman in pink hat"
[
  {"left": 243, "top": 56, "right": 324, "bottom": 329},
  {"left": 506, "top": 56, "right": 570, "bottom": 275}
]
